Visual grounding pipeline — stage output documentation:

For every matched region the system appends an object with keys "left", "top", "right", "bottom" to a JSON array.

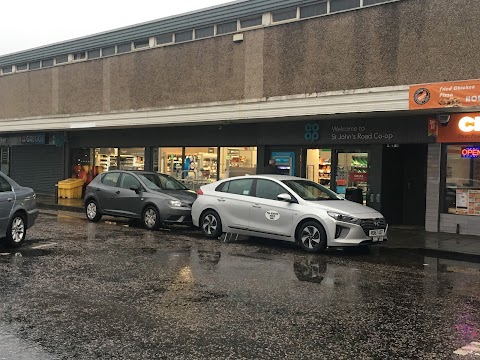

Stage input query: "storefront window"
[
  {"left": 185, "top": 147, "right": 218, "bottom": 182},
  {"left": 306, "top": 149, "right": 331, "bottom": 186},
  {"left": 444, "top": 144, "right": 480, "bottom": 215},
  {"left": 155, "top": 147, "right": 183, "bottom": 177},
  {"left": 336, "top": 151, "right": 368, "bottom": 204},
  {"left": 219, "top": 147, "right": 257, "bottom": 179},
  {"left": 119, "top": 147, "right": 145, "bottom": 170},
  {"left": 95, "top": 148, "right": 118, "bottom": 171},
  {"left": 71, "top": 148, "right": 104, "bottom": 185}
]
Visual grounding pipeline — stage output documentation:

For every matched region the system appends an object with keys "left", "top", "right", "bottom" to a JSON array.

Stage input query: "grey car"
[
  {"left": 0, "top": 171, "right": 39, "bottom": 247},
  {"left": 84, "top": 170, "right": 196, "bottom": 230}
]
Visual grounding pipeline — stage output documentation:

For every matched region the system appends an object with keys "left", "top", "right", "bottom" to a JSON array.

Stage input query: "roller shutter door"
[{"left": 10, "top": 145, "right": 64, "bottom": 195}]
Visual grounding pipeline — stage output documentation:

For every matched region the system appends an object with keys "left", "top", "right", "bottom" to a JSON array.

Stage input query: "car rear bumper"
[{"left": 26, "top": 208, "right": 39, "bottom": 228}]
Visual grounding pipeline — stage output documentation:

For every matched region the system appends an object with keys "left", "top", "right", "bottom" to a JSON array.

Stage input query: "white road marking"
[
  {"left": 454, "top": 341, "right": 480, "bottom": 356},
  {"left": 30, "top": 243, "right": 57, "bottom": 250},
  {"left": 0, "top": 253, "right": 10, "bottom": 256}
]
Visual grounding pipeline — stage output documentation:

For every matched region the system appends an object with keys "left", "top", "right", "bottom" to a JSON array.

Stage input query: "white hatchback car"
[{"left": 192, "top": 175, "right": 387, "bottom": 253}]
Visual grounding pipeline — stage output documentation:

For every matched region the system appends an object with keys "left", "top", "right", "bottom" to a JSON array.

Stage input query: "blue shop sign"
[{"left": 21, "top": 133, "right": 46, "bottom": 145}]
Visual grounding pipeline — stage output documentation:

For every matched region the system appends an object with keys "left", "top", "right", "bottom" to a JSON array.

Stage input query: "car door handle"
[
  {"left": 252, "top": 204, "right": 261, "bottom": 208},
  {"left": 116, "top": 191, "right": 120, "bottom": 194},
  {"left": 95, "top": 188, "right": 101, "bottom": 192},
  {"left": 7, "top": 198, "right": 13, "bottom": 202},
  {"left": 217, "top": 198, "right": 225, "bottom": 202}
]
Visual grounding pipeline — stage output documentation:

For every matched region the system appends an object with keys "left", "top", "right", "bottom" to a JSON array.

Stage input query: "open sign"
[{"left": 461, "top": 147, "right": 480, "bottom": 158}]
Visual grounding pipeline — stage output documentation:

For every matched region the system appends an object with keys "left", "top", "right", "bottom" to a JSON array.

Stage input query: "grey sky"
[{"left": 0, "top": 0, "right": 231, "bottom": 56}]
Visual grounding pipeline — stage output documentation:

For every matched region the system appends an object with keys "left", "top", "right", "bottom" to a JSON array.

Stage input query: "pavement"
[{"left": 35, "top": 194, "right": 480, "bottom": 262}]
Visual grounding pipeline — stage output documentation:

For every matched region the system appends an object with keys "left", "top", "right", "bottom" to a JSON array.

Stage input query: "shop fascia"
[
  {"left": 458, "top": 115, "right": 480, "bottom": 132},
  {"left": 437, "top": 113, "right": 480, "bottom": 143}
]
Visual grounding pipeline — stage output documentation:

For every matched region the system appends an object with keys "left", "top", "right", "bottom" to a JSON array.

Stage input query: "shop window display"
[
  {"left": 71, "top": 148, "right": 102, "bottom": 187},
  {"left": 444, "top": 145, "right": 480, "bottom": 216},
  {"left": 219, "top": 147, "right": 257, "bottom": 179},
  {"left": 95, "top": 148, "right": 118, "bottom": 171},
  {"left": 155, "top": 147, "right": 183, "bottom": 176},
  {"left": 306, "top": 149, "right": 331, "bottom": 186},
  {"left": 336, "top": 152, "right": 368, "bottom": 204},
  {"left": 119, "top": 147, "right": 145, "bottom": 170},
  {"left": 185, "top": 147, "right": 218, "bottom": 182}
]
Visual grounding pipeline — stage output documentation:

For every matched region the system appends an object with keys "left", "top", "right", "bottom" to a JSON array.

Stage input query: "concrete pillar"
[{"left": 425, "top": 143, "right": 441, "bottom": 232}]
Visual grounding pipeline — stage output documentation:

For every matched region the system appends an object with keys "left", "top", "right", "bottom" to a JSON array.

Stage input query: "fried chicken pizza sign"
[{"left": 409, "top": 79, "right": 480, "bottom": 110}]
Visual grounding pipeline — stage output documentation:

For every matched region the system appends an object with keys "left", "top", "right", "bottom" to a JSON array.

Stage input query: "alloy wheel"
[
  {"left": 300, "top": 225, "right": 321, "bottom": 250},
  {"left": 86, "top": 202, "right": 97, "bottom": 220},
  {"left": 144, "top": 208, "right": 157, "bottom": 228},
  {"left": 11, "top": 217, "right": 25, "bottom": 243},
  {"left": 202, "top": 214, "right": 217, "bottom": 235}
]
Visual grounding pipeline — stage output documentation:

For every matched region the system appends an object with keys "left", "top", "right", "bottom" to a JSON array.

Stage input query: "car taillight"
[{"left": 197, "top": 189, "right": 203, "bottom": 195}]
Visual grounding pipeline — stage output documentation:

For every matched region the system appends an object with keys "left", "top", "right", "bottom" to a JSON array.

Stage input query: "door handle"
[
  {"left": 95, "top": 188, "right": 101, "bottom": 192},
  {"left": 7, "top": 198, "right": 13, "bottom": 202},
  {"left": 252, "top": 204, "right": 261, "bottom": 208},
  {"left": 116, "top": 191, "right": 120, "bottom": 194},
  {"left": 217, "top": 198, "right": 225, "bottom": 202}
]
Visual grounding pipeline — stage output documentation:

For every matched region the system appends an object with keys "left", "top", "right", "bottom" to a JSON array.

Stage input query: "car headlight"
[
  {"left": 327, "top": 211, "right": 359, "bottom": 224},
  {"left": 167, "top": 200, "right": 182, "bottom": 207}
]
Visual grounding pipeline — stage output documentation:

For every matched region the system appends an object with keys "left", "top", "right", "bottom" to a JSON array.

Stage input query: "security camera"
[{"left": 437, "top": 114, "right": 450, "bottom": 126}]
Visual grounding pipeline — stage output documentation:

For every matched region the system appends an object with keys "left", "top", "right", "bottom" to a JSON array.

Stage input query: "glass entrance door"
[{"left": 334, "top": 150, "right": 369, "bottom": 204}]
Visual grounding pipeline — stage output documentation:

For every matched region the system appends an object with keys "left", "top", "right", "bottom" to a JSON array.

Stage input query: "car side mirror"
[
  {"left": 277, "top": 193, "right": 294, "bottom": 203},
  {"left": 130, "top": 185, "right": 141, "bottom": 194}
]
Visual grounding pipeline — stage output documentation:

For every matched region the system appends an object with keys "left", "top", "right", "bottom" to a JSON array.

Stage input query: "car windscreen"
[
  {"left": 282, "top": 180, "right": 341, "bottom": 201},
  {"left": 138, "top": 173, "right": 188, "bottom": 191},
  {"left": 137, "top": 174, "right": 162, "bottom": 191}
]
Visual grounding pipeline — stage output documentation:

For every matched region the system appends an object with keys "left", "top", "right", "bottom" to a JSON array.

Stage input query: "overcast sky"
[{"left": 0, "top": 0, "right": 232, "bottom": 56}]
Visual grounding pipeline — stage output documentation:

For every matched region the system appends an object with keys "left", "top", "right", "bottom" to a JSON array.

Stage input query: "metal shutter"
[{"left": 10, "top": 145, "right": 64, "bottom": 195}]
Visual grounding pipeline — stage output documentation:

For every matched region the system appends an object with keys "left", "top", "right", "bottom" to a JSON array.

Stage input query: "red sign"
[
  {"left": 349, "top": 172, "right": 368, "bottom": 182},
  {"left": 428, "top": 118, "right": 438, "bottom": 136}
]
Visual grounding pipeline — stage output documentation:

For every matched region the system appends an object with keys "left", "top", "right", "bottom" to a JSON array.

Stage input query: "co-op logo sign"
[
  {"left": 458, "top": 116, "right": 480, "bottom": 132},
  {"left": 304, "top": 124, "right": 320, "bottom": 142}
]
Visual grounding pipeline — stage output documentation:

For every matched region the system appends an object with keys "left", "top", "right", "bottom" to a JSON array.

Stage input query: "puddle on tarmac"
[{"left": 10, "top": 249, "right": 55, "bottom": 257}]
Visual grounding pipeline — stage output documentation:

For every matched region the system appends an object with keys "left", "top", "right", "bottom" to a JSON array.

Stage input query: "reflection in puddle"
[
  {"left": 1, "top": 249, "right": 55, "bottom": 258},
  {"left": 294, "top": 257, "right": 327, "bottom": 284}
]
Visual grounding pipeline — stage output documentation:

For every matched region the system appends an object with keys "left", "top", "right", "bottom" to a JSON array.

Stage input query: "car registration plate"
[{"left": 369, "top": 229, "right": 385, "bottom": 237}]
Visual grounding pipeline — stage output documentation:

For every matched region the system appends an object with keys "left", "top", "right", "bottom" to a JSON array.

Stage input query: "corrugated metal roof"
[{"left": 0, "top": 0, "right": 318, "bottom": 67}]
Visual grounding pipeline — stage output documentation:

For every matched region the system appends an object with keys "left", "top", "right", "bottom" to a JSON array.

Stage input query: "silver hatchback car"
[
  {"left": 0, "top": 171, "right": 38, "bottom": 247},
  {"left": 192, "top": 175, "right": 388, "bottom": 253}
]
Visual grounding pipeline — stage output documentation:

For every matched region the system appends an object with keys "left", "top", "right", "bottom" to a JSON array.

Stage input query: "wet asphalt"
[{"left": 0, "top": 213, "right": 480, "bottom": 360}]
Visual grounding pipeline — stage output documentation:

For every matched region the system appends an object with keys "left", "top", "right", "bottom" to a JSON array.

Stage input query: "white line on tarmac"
[{"left": 30, "top": 243, "right": 57, "bottom": 250}]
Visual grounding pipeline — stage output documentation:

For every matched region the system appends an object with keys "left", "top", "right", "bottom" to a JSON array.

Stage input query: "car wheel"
[
  {"left": 5, "top": 213, "right": 26, "bottom": 248},
  {"left": 143, "top": 206, "right": 161, "bottom": 230},
  {"left": 85, "top": 199, "right": 102, "bottom": 222},
  {"left": 200, "top": 210, "right": 222, "bottom": 239},
  {"left": 296, "top": 221, "right": 327, "bottom": 253}
]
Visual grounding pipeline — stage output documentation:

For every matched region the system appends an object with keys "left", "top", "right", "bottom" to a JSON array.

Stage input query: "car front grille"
[{"left": 360, "top": 218, "right": 387, "bottom": 236}]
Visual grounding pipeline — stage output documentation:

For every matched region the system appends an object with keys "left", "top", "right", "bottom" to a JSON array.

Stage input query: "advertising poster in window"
[
  {"left": 456, "top": 189, "right": 468, "bottom": 213},
  {"left": 456, "top": 189, "right": 480, "bottom": 215}
]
